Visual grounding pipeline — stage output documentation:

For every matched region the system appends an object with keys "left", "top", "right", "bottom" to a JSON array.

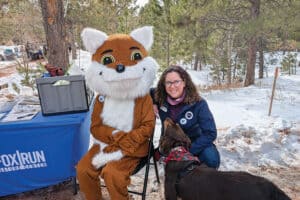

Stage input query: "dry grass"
[{"left": 198, "top": 82, "right": 244, "bottom": 92}]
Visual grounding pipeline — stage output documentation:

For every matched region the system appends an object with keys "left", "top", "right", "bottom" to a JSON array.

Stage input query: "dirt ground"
[
  {"left": 0, "top": 64, "right": 17, "bottom": 78},
  {"left": 0, "top": 164, "right": 299, "bottom": 200}
]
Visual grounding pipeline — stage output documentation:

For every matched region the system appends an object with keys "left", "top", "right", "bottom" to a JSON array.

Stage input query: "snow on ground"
[
  {"left": 155, "top": 52, "right": 300, "bottom": 172},
  {"left": 1, "top": 50, "right": 299, "bottom": 171},
  {"left": 0, "top": 50, "right": 300, "bottom": 199}
]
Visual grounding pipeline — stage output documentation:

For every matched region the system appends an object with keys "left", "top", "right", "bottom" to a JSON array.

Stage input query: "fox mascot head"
[{"left": 81, "top": 26, "right": 158, "bottom": 99}]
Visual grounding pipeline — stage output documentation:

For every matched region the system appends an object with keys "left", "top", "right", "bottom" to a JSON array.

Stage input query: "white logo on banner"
[{"left": 0, "top": 150, "right": 47, "bottom": 173}]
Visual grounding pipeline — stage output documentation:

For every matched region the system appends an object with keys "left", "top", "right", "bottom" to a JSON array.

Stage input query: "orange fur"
[
  {"left": 92, "top": 34, "right": 149, "bottom": 68},
  {"left": 77, "top": 26, "right": 158, "bottom": 200}
]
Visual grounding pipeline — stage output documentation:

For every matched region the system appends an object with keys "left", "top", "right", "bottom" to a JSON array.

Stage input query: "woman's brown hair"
[{"left": 155, "top": 65, "right": 200, "bottom": 106}]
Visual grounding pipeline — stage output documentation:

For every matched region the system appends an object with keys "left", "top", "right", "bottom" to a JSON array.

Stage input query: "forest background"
[
  {"left": 0, "top": 1, "right": 300, "bottom": 199},
  {"left": 0, "top": 0, "right": 299, "bottom": 87}
]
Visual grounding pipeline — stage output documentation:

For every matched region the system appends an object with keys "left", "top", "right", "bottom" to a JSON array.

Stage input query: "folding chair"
[
  {"left": 73, "top": 134, "right": 160, "bottom": 200},
  {"left": 127, "top": 134, "right": 160, "bottom": 200}
]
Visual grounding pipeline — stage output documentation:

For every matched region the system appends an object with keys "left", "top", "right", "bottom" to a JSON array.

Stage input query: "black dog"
[{"left": 159, "top": 118, "right": 291, "bottom": 200}]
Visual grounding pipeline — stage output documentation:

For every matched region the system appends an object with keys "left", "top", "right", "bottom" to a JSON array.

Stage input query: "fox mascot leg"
[{"left": 76, "top": 26, "right": 158, "bottom": 200}]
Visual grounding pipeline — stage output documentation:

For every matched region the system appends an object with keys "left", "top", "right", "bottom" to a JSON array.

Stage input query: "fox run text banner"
[{"left": 0, "top": 111, "right": 91, "bottom": 196}]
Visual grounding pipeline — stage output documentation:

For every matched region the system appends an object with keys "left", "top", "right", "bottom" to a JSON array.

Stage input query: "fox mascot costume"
[{"left": 77, "top": 26, "right": 158, "bottom": 200}]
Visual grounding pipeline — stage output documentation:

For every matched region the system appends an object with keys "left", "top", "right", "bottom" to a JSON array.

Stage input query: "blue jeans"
[{"left": 198, "top": 145, "right": 220, "bottom": 169}]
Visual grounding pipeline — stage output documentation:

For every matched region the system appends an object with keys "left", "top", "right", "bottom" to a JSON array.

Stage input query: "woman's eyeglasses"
[{"left": 165, "top": 80, "right": 183, "bottom": 87}]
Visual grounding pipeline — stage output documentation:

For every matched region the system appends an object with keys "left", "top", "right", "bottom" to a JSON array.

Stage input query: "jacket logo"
[
  {"left": 185, "top": 111, "right": 193, "bottom": 120},
  {"left": 98, "top": 95, "right": 105, "bottom": 102},
  {"left": 160, "top": 106, "right": 167, "bottom": 112},
  {"left": 180, "top": 118, "right": 187, "bottom": 125}
]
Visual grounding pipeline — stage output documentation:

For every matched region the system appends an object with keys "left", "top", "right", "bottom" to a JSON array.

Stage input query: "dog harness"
[
  {"left": 164, "top": 146, "right": 200, "bottom": 164},
  {"left": 164, "top": 146, "right": 201, "bottom": 178},
  {"left": 164, "top": 146, "right": 201, "bottom": 195}
]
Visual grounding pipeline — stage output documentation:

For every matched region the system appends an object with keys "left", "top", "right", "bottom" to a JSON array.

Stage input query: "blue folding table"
[{"left": 0, "top": 111, "right": 91, "bottom": 197}]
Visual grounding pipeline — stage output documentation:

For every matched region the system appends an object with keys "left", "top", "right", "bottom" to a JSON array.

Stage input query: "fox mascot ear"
[
  {"left": 81, "top": 26, "right": 154, "bottom": 54},
  {"left": 81, "top": 28, "right": 108, "bottom": 54},
  {"left": 130, "top": 26, "right": 153, "bottom": 51}
]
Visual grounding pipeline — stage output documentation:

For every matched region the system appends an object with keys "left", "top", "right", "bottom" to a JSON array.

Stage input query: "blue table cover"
[{"left": 0, "top": 111, "right": 91, "bottom": 197}]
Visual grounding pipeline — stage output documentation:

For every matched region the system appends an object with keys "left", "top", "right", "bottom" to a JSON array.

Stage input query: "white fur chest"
[{"left": 101, "top": 97, "right": 134, "bottom": 132}]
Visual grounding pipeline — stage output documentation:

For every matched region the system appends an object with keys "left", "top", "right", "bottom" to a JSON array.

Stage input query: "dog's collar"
[
  {"left": 177, "top": 161, "right": 200, "bottom": 180},
  {"left": 163, "top": 146, "right": 200, "bottom": 165}
]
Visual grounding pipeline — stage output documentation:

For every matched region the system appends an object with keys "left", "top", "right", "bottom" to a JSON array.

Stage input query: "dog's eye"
[
  {"left": 131, "top": 50, "right": 143, "bottom": 61},
  {"left": 101, "top": 54, "right": 115, "bottom": 65}
]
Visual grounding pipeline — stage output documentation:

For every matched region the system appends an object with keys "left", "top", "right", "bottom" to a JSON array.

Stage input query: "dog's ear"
[
  {"left": 164, "top": 117, "right": 174, "bottom": 129},
  {"left": 174, "top": 123, "right": 191, "bottom": 149},
  {"left": 160, "top": 119, "right": 181, "bottom": 154},
  {"left": 185, "top": 137, "right": 191, "bottom": 150},
  {"left": 161, "top": 117, "right": 192, "bottom": 153}
]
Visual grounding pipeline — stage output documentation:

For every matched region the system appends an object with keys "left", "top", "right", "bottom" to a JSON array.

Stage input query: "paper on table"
[
  {"left": 1, "top": 111, "right": 39, "bottom": 122},
  {"left": 0, "top": 96, "right": 40, "bottom": 122},
  {"left": 0, "top": 113, "right": 6, "bottom": 120}
]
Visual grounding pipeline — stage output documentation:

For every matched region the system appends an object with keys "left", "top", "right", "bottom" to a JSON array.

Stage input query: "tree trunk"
[
  {"left": 244, "top": 37, "right": 257, "bottom": 86},
  {"left": 67, "top": 24, "right": 77, "bottom": 60},
  {"left": 166, "top": 31, "right": 170, "bottom": 67},
  {"left": 244, "top": 0, "right": 260, "bottom": 87},
  {"left": 226, "top": 30, "right": 233, "bottom": 85},
  {"left": 71, "top": 41, "right": 77, "bottom": 60},
  {"left": 71, "top": 28, "right": 77, "bottom": 60},
  {"left": 233, "top": 53, "right": 238, "bottom": 80},
  {"left": 39, "top": 0, "right": 69, "bottom": 71},
  {"left": 194, "top": 52, "right": 200, "bottom": 71},
  {"left": 258, "top": 37, "right": 264, "bottom": 79}
]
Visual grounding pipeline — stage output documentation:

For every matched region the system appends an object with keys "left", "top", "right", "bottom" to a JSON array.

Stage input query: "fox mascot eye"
[
  {"left": 131, "top": 50, "right": 143, "bottom": 61},
  {"left": 101, "top": 54, "right": 115, "bottom": 65}
]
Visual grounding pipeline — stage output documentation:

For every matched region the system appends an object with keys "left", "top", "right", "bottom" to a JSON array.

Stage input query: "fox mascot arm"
[
  {"left": 91, "top": 95, "right": 155, "bottom": 155},
  {"left": 82, "top": 26, "right": 158, "bottom": 169},
  {"left": 89, "top": 100, "right": 115, "bottom": 144}
]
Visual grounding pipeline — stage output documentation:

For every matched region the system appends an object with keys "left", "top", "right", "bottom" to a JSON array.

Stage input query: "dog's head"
[{"left": 159, "top": 118, "right": 191, "bottom": 155}]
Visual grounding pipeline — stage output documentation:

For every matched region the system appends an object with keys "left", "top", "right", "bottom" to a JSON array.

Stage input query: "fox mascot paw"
[
  {"left": 81, "top": 26, "right": 158, "bottom": 169},
  {"left": 91, "top": 139, "right": 123, "bottom": 169}
]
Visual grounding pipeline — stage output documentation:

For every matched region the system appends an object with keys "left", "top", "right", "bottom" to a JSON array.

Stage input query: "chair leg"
[
  {"left": 73, "top": 177, "right": 78, "bottom": 195},
  {"left": 126, "top": 135, "right": 161, "bottom": 199},
  {"left": 141, "top": 143, "right": 154, "bottom": 200},
  {"left": 142, "top": 164, "right": 149, "bottom": 200},
  {"left": 153, "top": 156, "right": 160, "bottom": 184}
]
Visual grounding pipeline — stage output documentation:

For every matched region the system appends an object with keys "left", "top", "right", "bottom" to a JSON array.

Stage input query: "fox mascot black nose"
[{"left": 116, "top": 64, "right": 125, "bottom": 73}]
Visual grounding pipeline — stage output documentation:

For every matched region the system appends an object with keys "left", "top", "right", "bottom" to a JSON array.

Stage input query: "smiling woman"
[
  {"left": 165, "top": 72, "right": 185, "bottom": 99},
  {"left": 152, "top": 65, "right": 221, "bottom": 169}
]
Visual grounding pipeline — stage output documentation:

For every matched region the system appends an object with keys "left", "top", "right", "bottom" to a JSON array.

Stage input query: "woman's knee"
[
  {"left": 205, "top": 156, "right": 220, "bottom": 169},
  {"left": 199, "top": 145, "right": 220, "bottom": 169}
]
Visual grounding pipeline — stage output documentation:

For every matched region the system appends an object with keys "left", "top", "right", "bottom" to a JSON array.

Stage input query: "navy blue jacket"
[{"left": 158, "top": 99, "right": 217, "bottom": 155}]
